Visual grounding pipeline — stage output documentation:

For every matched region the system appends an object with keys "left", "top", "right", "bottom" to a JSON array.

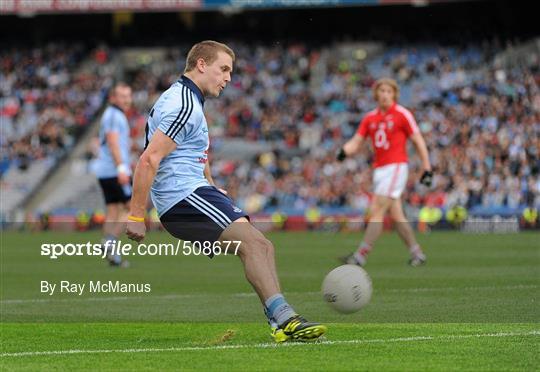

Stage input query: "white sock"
[
  {"left": 409, "top": 244, "right": 424, "bottom": 258},
  {"left": 353, "top": 251, "right": 367, "bottom": 265}
]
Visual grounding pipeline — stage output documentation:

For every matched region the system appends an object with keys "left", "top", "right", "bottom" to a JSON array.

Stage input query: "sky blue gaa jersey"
[
  {"left": 145, "top": 75, "right": 210, "bottom": 216},
  {"left": 93, "top": 105, "right": 131, "bottom": 179}
]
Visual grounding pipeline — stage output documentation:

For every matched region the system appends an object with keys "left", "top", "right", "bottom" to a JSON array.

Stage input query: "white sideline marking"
[
  {"left": 385, "top": 284, "right": 540, "bottom": 293},
  {"left": 2, "top": 284, "right": 538, "bottom": 304},
  {"left": 1, "top": 331, "right": 538, "bottom": 358}
]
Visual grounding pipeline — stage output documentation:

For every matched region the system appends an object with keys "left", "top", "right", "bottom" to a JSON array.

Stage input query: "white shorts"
[{"left": 373, "top": 162, "right": 408, "bottom": 199}]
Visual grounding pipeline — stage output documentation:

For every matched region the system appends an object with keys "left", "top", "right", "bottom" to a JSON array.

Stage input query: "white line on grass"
[
  {"left": 385, "top": 284, "right": 540, "bottom": 293},
  {"left": 1, "top": 330, "right": 539, "bottom": 358},
  {"left": 2, "top": 284, "right": 538, "bottom": 304}
]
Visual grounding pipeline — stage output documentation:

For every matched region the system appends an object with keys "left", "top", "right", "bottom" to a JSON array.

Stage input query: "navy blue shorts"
[
  {"left": 160, "top": 186, "right": 249, "bottom": 244},
  {"left": 98, "top": 177, "right": 132, "bottom": 204}
]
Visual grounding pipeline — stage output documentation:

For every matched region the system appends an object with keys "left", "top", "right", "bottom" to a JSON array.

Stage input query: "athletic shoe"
[
  {"left": 408, "top": 253, "right": 426, "bottom": 267},
  {"left": 270, "top": 326, "right": 289, "bottom": 343},
  {"left": 279, "top": 315, "right": 327, "bottom": 342},
  {"left": 107, "top": 255, "right": 130, "bottom": 268}
]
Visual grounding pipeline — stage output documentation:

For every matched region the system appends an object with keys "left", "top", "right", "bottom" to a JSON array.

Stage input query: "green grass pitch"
[{"left": 1, "top": 230, "right": 538, "bottom": 370}]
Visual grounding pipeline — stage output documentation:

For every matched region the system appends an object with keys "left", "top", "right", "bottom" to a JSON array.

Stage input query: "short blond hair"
[
  {"left": 372, "top": 78, "right": 400, "bottom": 102},
  {"left": 184, "top": 40, "right": 235, "bottom": 73}
]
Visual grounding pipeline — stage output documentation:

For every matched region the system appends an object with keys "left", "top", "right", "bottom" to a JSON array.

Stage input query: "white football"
[{"left": 322, "top": 264, "right": 372, "bottom": 314}]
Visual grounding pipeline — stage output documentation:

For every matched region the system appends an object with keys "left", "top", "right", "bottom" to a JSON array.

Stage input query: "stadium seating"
[
  {"left": 2, "top": 40, "right": 538, "bottom": 219},
  {"left": 0, "top": 43, "right": 115, "bottom": 220},
  {"left": 205, "top": 42, "right": 539, "bottom": 214}
]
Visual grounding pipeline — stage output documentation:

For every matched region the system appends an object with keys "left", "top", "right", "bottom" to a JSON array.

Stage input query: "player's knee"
[
  {"left": 241, "top": 236, "right": 273, "bottom": 258},
  {"left": 390, "top": 209, "right": 406, "bottom": 222},
  {"left": 372, "top": 199, "right": 389, "bottom": 213},
  {"left": 369, "top": 206, "right": 385, "bottom": 220},
  {"left": 262, "top": 238, "right": 275, "bottom": 256},
  {"left": 253, "top": 237, "right": 273, "bottom": 256}
]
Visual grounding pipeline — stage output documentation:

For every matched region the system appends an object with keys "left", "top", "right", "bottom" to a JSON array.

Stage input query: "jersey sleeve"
[
  {"left": 399, "top": 107, "right": 419, "bottom": 137},
  {"left": 356, "top": 116, "right": 370, "bottom": 137},
  {"left": 157, "top": 88, "right": 195, "bottom": 145},
  {"left": 103, "top": 111, "right": 122, "bottom": 133}
]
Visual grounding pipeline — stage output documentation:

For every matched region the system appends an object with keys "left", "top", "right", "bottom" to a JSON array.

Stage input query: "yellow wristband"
[{"left": 128, "top": 215, "right": 145, "bottom": 222}]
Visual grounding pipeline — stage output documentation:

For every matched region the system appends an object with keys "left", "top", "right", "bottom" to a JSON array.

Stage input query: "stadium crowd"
[
  {"left": 127, "top": 42, "right": 539, "bottom": 213},
  {"left": 0, "top": 43, "right": 113, "bottom": 175},
  {"left": 2, "top": 41, "right": 538, "bottom": 215}
]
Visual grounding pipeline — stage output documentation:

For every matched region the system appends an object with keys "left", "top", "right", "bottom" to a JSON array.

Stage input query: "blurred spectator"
[
  {"left": 0, "top": 43, "right": 112, "bottom": 172},
  {"left": 124, "top": 42, "right": 538, "bottom": 213},
  {"left": 4, "top": 41, "right": 539, "bottom": 215}
]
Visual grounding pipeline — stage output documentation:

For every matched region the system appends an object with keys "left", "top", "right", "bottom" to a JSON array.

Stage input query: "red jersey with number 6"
[{"left": 357, "top": 103, "right": 419, "bottom": 168}]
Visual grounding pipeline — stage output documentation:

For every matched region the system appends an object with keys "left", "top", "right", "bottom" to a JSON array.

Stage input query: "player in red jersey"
[{"left": 337, "top": 78, "right": 433, "bottom": 266}]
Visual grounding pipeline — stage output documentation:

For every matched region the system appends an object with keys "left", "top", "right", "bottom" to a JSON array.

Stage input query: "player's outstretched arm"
[
  {"left": 337, "top": 134, "right": 365, "bottom": 161},
  {"left": 410, "top": 132, "right": 433, "bottom": 186},
  {"left": 126, "top": 130, "right": 176, "bottom": 242}
]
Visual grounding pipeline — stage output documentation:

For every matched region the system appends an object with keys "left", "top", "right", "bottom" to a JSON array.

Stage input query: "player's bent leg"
[
  {"left": 221, "top": 218, "right": 326, "bottom": 342},
  {"left": 219, "top": 218, "right": 280, "bottom": 302},
  {"left": 221, "top": 218, "right": 281, "bottom": 293},
  {"left": 390, "top": 199, "right": 426, "bottom": 266},
  {"left": 161, "top": 186, "right": 326, "bottom": 342}
]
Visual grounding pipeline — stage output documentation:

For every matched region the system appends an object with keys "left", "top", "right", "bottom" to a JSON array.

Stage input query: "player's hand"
[
  {"left": 218, "top": 188, "right": 228, "bottom": 195},
  {"left": 117, "top": 172, "right": 130, "bottom": 185},
  {"left": 117, "top": 164, "right": 130, "bottom": 185},
  {"left": 336, "top": 148, "right": 347, "bottom": 162},
  {"left": 126, "top": 220, "right": 146, "bottom": 242},
  {"left": 420, "top": 170, "right": 433, "bottom": 187}
]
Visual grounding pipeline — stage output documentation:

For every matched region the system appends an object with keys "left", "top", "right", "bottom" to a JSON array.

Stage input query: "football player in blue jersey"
[
  {"left": 93, "top": 82, "right": 132, "bottom": 267},
  {"left": 126, "top": 41, "right": 326, "bottom": 342}
]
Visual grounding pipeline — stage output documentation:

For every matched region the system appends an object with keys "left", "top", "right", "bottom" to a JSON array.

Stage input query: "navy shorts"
[
  {"left": 98, "top": 177, "right": 132, "bottom": 204},
  {"left": 160, "top": 186, "right": 249, "bottom": 244}
]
